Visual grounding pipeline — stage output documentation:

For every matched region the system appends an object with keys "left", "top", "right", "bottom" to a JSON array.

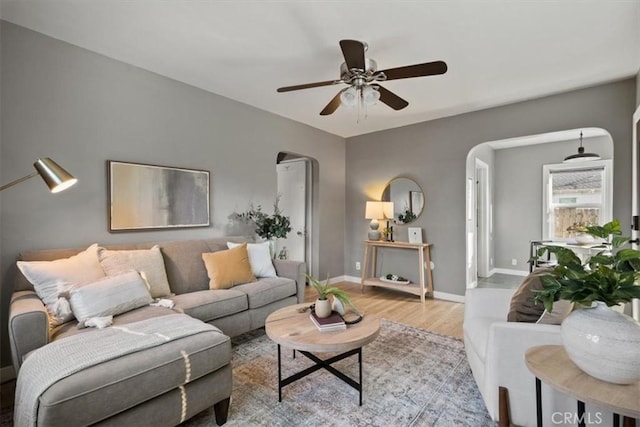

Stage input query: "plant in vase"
[
  {"left": 532, "top": 219, "right": 640, "bottom": 384},
  {"left": 398, "top": 207, "right": 416, "bottom": 224},
  {"left": 236, "top": 196, "right": 291, "bottom": 257},
  {"left": 306, "top": 274, "right": 355, "bottom": 318}
]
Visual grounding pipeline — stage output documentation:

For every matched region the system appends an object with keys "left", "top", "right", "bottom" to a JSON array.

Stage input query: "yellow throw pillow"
[{"left": 202, "top": 243, "right": 256, "bottom": 289}]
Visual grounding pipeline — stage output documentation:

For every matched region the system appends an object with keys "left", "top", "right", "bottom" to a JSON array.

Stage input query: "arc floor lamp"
[{"left": 0, "top": 158, "right": 77, "bottom": 193}]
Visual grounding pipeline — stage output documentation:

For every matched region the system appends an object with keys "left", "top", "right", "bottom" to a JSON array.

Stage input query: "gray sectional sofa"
[{"left": 8, "top": 237, "right": 306, "bottom": 426}]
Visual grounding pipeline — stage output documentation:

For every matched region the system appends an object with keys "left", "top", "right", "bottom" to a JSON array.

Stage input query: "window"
[{"left": 542, "top": 160, "right": 613, "bottom": 240}]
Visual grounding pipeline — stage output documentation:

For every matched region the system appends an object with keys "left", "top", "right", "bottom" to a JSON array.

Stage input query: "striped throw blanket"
[{"left": 15, "top": 314, "right": 219, "bottom": 426}]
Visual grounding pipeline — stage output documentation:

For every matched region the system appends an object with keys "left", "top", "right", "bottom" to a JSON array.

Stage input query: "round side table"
[{"left": 525, "top": 345, "right": 639, "bottom": 427}]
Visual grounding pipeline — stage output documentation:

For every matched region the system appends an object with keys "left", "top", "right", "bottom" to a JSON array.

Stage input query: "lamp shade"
[
  {"left": 362, "top": 85, "right": 380, "bottom": 106},
  {"left": 365, "top": 201, "right": 384, "bottom": 219},
  {"left": 382, "top": 201, "right": 394, "bottom": 220},
  {"left": 340, "top": 87, "right": 358, "bottom": 107},
  {"left": 34, "top": 157, "right": 77, "bottom": 193},
  {"left": 563, "top": 131, "right": 600, "bottom": 163}
]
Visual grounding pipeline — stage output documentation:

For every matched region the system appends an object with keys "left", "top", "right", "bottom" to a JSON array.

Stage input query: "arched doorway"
[
  {"left": 277, "top": 152, "right": 318, "bottom": 277},
  {"left": 465, "top": 128, "right": 614, "bottom": 289}
]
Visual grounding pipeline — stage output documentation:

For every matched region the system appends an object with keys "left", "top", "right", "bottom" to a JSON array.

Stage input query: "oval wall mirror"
[{"left": 381, "top": 177, "right": 424, "bottom": 224}]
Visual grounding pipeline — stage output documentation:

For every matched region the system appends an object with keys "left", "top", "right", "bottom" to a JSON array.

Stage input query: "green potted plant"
[
  {"left": 306, "top": 274, "right": 355, "bottom": 318},
  {"left": 398, "top": 207, "right": 416, "bottom": 224},
  {"left": 532, "top": 219, "right": 640, "bottom": 384},
  {"left": 237, "top": 197, "right": 291, "bottom": 256}
]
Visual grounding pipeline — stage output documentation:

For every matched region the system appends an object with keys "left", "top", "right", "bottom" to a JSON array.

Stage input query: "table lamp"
[
  {"left": 365, "top": 201, "right": 384, "bottom": 240},
  {"left": 0, "top": 157, "right": 77, "bottom": 193}
]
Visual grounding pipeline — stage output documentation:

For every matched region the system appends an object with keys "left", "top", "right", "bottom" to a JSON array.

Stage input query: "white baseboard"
[
  {"left": 329, "top": 275, "right": 347, "bottom": 284},
  {"left": 336, "top": 275, "right": 465, "bottom": 303},
  {"left": 1, "top": 365, "right": 16, "bottom": 383},
  {"left": 433, "top": 291, "right": 465, "bottom": 303},
  {"left": 492, "top": 268, "right": 529, "bottom": 277}
]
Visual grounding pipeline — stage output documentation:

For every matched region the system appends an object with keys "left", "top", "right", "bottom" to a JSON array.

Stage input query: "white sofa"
[{"left": 463, "top": 287, "right": 611, "bottom": 426}]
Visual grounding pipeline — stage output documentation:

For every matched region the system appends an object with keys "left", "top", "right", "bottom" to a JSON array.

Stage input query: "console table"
[
  {"left": 360, "top": 240, "right": 434, "bottom": 303},
  {"left": 525, "top": 345, "right": 639, "bottom": 427}
]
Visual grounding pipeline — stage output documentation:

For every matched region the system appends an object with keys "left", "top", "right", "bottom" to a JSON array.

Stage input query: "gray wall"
[
  {"left": 493, "top": 136, "right": 613, "bottom": 271},
  {"left": 345, "top": 79, "right": 636, "bottom": 297},
  {"left": 0, "top": 21, "right": 346, "bottom": 368}
]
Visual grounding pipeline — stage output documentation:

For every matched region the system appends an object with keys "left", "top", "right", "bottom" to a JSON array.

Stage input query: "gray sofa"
[{"left": 8, "top": 237, "right": 306, "bottom": 426}]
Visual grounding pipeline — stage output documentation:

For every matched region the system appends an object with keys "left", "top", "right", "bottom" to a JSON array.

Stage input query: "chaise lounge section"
[{"left": 8, "top": 237, "right": 306, "bottom": 426}]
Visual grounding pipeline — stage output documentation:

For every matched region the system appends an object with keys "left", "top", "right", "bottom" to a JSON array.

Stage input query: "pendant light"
[{"left": 563, "top": 131, "right": 601, "bottom": 163}]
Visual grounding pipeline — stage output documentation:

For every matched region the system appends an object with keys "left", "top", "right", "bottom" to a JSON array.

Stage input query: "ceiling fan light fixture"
[
  {"left": 340, "top": 86, "right": 358, "bottom": 107},
  {"left": 362, "top": 85, "right": 380, "bottom": 106},
  {"left": 563, "top": 131, "right": 601, "bottom": 163}
]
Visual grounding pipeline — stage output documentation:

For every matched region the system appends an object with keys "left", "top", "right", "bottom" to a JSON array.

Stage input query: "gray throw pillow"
[
  {"left": 69, "top": 271, "right": 153, "bottom": 328},
  {"left": 98, "top": 245, "right": 172, "bottom": 298}
]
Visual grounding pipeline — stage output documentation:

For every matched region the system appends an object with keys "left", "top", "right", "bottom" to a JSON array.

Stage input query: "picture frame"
[
  {"left": 408, "top": 227, "right": 423, "bottom": 244},
  {"left": 108, "top": 160, "right": 210, "bottom": 232}
]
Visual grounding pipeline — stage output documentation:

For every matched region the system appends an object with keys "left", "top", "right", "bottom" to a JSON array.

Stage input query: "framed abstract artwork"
[{"left": 108, "top": 160, "right": 210, "bottom": 232}]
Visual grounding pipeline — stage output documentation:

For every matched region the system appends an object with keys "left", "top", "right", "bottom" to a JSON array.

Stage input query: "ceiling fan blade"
[
  {"left": 319, "top": 91, "right": 343, "bottom": 116},
  {"left": 277, "top": 80, "right": 341, "bottom": 93},
  {"left": 339, "top": 39, "right": 366, "bottom": 70},
  {"left": 380, "top": 61, "right": 448, "bottom": 81},
  {"left": 374, "top": 85, "right": 409, "bottom": 110}
]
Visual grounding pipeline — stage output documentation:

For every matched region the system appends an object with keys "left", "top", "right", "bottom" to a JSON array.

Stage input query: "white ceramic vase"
[
  {"left": 314, "top": 298, "right": 332, "bottom": 318},
  {"left": 267, "top": 238, "right": 276, "bottom": 259},
  {"left": 561, "top": 301, "right": 640, "bottom": 384},
  {"left": 574, "top": 233, "right": 595, "bottom": 245}
]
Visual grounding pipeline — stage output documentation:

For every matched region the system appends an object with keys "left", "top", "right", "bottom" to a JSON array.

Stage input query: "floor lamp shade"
[
  {"left": 33, "top": 158, "right": 77, "bottom": 193},
  {"left": 0, "top": 157, "right": 77, "bottom": 193}
]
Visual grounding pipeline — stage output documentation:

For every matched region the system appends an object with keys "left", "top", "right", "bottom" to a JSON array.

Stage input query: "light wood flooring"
[{"left": 304, "top": 281, "right": 464, "bottom": 339}]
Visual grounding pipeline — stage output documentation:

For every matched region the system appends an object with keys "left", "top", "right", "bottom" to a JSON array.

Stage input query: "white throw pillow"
[
  {"left": 226, "top": 241, "right": 277, "bottom": 278},
  {"left": 98, "top": 245, "right": 172, "bottom": 298},
  {"left": 69, "top": 271, "right": 153, "bottom": 328},
  {"left": 17, "top": 243, "right": 106, "bottom": 326}
]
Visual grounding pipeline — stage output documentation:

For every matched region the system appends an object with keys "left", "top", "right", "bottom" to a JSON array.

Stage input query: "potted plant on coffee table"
[
  {"left": 306, "top": 274, "right": 355, "bottom": 318},
  {"left": 532, "top": 219, "right": 640, "bottom": 384}
]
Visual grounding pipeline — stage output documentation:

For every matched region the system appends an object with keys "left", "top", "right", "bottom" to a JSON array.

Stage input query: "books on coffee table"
[{"left": 310, "top": 310, "right": 346, "bottom": 331}]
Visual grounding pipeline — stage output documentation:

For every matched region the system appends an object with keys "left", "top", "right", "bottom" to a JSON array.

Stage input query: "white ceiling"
[
  {"left": 484, "top": 127, "right": 610, "bottom": 150},
  {"left": 1, "top": 1, "right": 639, "bottom": 138}
]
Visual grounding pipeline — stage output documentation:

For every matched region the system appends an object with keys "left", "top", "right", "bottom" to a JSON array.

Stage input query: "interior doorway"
[
  {"left": 475, "top": 159, "right": 491, "bottom": 279},
  {"left": 277, "top": 152, "right": 314, "bottom": 277},
  {"left": 465, "top": 128, "right": 614, "bottom": 290},
  {"left": 632, "top": 105, "right": 640, "bottom": 321}
]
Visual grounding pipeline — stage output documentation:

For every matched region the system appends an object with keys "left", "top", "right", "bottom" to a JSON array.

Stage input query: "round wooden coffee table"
[{"left": 265, "top": 303, "right": 380, "bottom": 405}]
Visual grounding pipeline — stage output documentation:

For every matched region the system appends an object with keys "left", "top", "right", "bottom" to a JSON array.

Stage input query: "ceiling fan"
[{"left": 277, "top": 39, "right": 448, "bottom": 116}]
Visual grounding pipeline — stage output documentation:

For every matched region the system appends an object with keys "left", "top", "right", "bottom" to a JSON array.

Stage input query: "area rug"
[
  {"left": 1, "top": 320, "right": 494, "bottom": 426},
  {"left": 185, "top": 319, "right": 495, "bottom": 426}
]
